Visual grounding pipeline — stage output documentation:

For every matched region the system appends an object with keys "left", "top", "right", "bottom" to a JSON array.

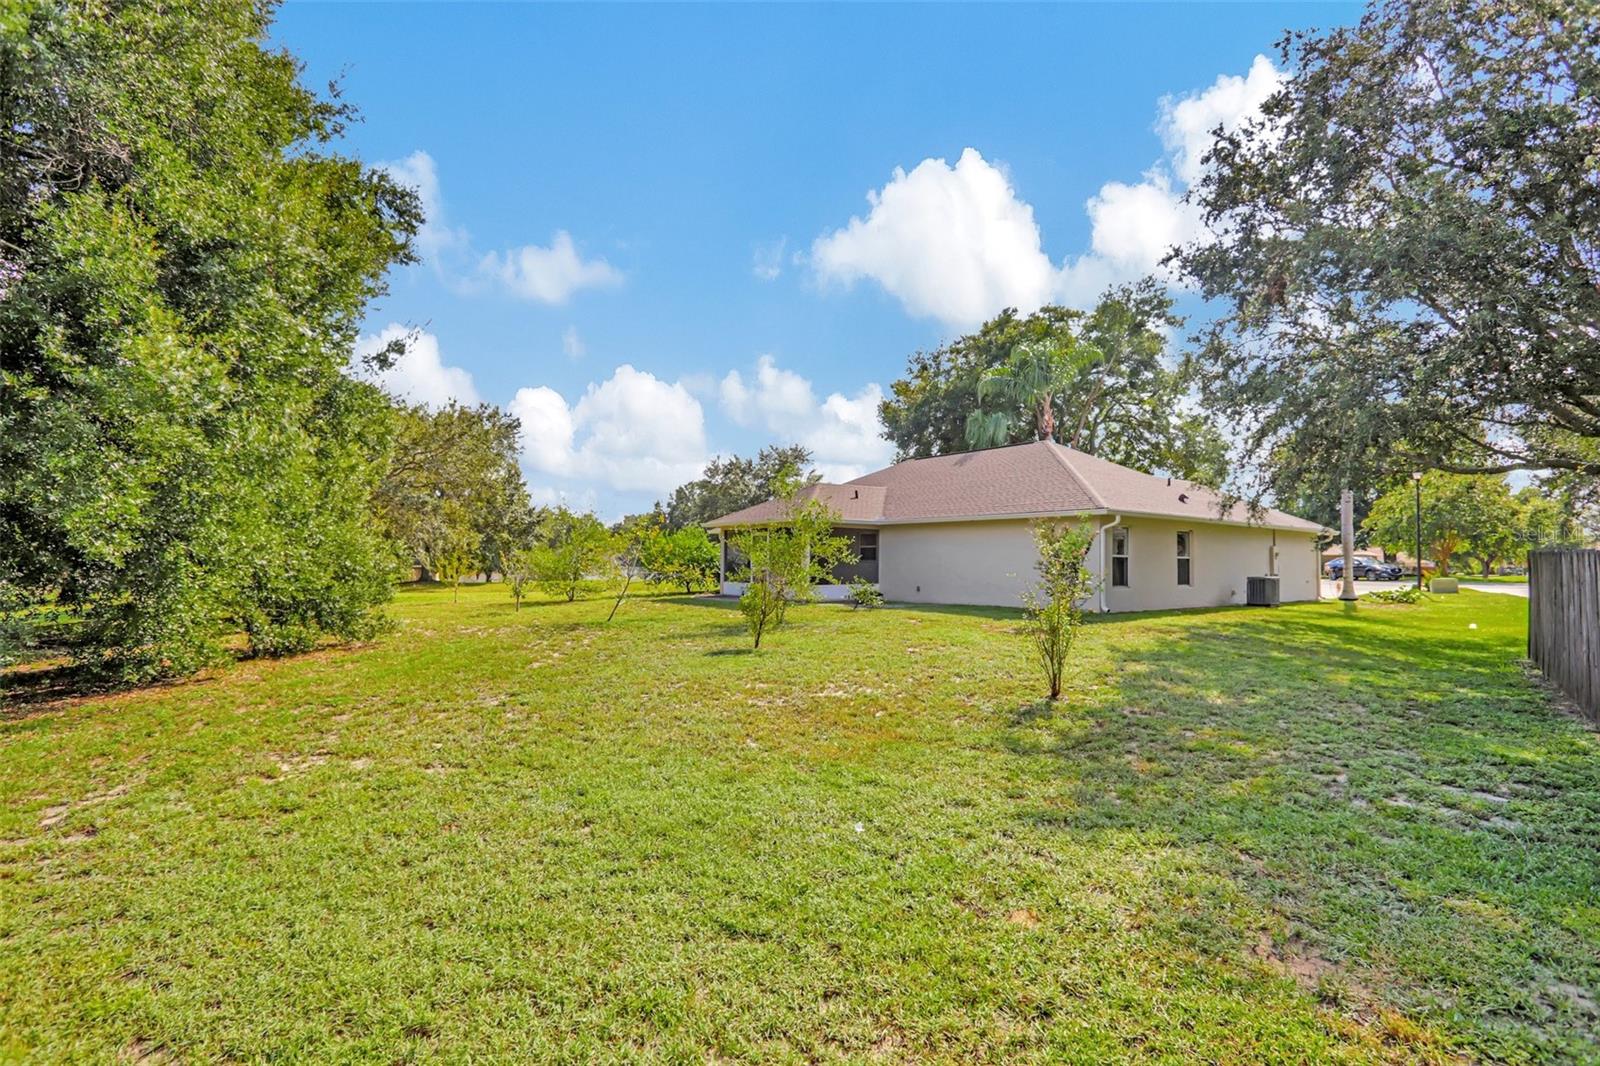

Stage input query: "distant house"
[
  {"left": 704, "top": 441, "right": 1326, "bottom": 612},
  {"left": 1322, "top": 544, "right": 1386, "bottom": 564}
]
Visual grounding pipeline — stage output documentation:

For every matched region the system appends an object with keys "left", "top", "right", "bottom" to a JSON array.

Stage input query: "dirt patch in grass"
[{"left": 1254, "top": 930, "right": 1340, "bottom": 989}]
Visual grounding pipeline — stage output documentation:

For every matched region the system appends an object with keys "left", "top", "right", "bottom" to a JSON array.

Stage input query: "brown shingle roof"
[
  {"left": 704, "top": 441, "right": 1324, "bottom": 533},
  {"left": 702, "top": 483, "right": 887, "bottom": 527},
  {"left": 846, "top": 441, "right": 1100, "bottom": 519}
]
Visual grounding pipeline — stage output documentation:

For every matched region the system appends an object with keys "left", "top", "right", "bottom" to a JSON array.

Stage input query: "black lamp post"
[{"left": 1411, "top": 471, "right": 1424, "bottom": 590}]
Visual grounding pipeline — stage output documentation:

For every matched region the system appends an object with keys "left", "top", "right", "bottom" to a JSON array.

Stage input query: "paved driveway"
[{"left": 1320, "top": 578, "right": 1529, "bottom": 599}]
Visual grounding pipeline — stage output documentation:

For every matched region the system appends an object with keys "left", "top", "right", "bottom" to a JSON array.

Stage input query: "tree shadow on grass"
[
  {"left": 657, "top": 595, "right": 740, "bottom": 611},
  {"left": 879, "top": 601, "right": 1025, "bottom": 622},
  {"left": 1, "top": 656, "right": 228, "bottom": 722},
  {"left": 1008, "top": 698, "right": 1057, "bottom": 726},
  {"left": 995, "top": 603, "right": 1599, "bottom": 1057}
]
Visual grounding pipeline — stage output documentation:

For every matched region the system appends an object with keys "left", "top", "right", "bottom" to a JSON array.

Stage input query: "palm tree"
[{"left": 964, "top": 336, "right": 1102, "bottom": 449}]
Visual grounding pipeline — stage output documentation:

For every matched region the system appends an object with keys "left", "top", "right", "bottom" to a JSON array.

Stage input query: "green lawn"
[{"left": 2, "top": 587, "right": 1596, "bottom": 1063}]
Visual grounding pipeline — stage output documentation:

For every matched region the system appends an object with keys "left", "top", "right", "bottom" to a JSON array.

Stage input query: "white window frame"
[
  {"left": 1176, "top": 530, "right": 1193, "bottom": 586},
  {"left": 1111, "top": 527, "right": 1130, "bottom": 587}
]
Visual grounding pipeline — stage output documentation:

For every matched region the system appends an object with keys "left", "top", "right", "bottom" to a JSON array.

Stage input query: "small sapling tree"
[
  {"left": 1022, "top": 521, "right": 1097, "bottom": 701},
  {"left": 729, "top": 473, "right": 853, "bottom": 649},
  {"left": 606, "top": 522, "right": 652, "bottom": 622},
  {"left": 505, "top": 545, "right": 539, "bottom": 610},
  {"left": 431, "top": 517, "right": 482, "bottom": 603}
]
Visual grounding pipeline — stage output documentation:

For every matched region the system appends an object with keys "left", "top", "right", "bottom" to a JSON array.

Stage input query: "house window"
[
  {"left": 829, "top": 530, "right": 879, "bottom": 584},
  {"left": 1176, "top": 530, "right": 1193, "bottom": 586},
  {"left": 1111, "top": 527, "right": 1129, "bottom": 587}
]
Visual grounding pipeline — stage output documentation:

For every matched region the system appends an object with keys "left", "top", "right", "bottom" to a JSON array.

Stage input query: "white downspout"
[{"left": 1096, "top": 514, "right": 1121, "bottom": 614}]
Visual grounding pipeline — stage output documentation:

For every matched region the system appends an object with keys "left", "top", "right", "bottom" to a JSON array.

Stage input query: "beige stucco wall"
[
  {"left": 878, "top": 520, "right": 1044, "bottom": 608},
  {"left": 1099, "top": 517, "right": 1319, "bottom": 613},
  {"left": 877, "top": 517, "right": 1319, "bottom": 611}
]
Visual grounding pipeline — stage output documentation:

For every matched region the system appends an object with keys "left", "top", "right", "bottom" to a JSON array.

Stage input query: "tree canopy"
[
  {"left": 0, "top": 1, "right": 418, "bottom": 680},
  {"left": 638, "top": 525, "right": 719, "bottom": 594},
  {"left": 373, "top": 401, "right": 536, "bottom": 581},
  {"left": 1362, "top": 472, "right": 1576, "bottom": 576},
  {"left": 1176, "top": 0, "right": 1600, "bottom": 506},
  {"left": 881, "top": 283, "right": 1227, "bottom": 482},
  {"left": 529, "top": 507, "right": 616, "bottom": 602},
  {"left": 663, "top": 445, "right": 815, "bottom": 529}
]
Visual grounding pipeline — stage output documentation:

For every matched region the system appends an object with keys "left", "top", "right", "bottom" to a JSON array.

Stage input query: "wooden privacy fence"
[{"left": 1528, "top": 549, "right": 1600, "bottom": 722}]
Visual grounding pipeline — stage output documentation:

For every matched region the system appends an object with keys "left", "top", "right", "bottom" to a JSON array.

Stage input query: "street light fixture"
[{"left": 1411, "top": 471, "right": 1424, "bottom": 590}]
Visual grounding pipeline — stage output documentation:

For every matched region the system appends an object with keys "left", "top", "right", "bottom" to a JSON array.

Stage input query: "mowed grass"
[{"left": 2, "top": 587, "right": 1597, "bottom": 1063}]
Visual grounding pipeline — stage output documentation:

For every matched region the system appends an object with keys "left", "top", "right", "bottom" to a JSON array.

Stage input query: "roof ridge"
[{"left": 1044, "top": 442, "right": 1107, "bottom": 510}]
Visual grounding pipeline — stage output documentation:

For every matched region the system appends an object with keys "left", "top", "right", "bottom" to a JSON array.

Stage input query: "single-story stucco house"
[{"left": 705, "top": 441, "right": 1327, "bottom": 612}]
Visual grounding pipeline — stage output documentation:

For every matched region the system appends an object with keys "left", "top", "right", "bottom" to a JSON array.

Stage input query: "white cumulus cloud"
[
  {"left": 376, "top": 151, "right": 470, "bottom": 266},
  {"left": 510, "top": 384, "right": 577, "bottom": 477},
  {"left": 718, "top": 354, "right": 894, "bottom": 481},
  {"left": 810, "top": 57, "right": 1284, "bottom": 325},
  {"left": 351, "top": 324, "right": 480, "bottom": 408},
  {"left": 510, "top": 365, "right": 708, "bottom": 495},
  {"left": 1058, "top": 55, "right": 1284, "bottom": 304},
  {"left": 480, "top": 231, "right": 624, "bottom": 305},
  {"left": 378, "top": 150, "right": 622, "bottom": 302},
  {"left": 807, "top": 384, "right": 894, "bottom": 482},
  {"left": 719, "top": 355, "right": 815, "bottom": 428},
  {"left": 1160, "top": 54, "right": 1284, "bottom": 186},
  {"left": 811, "top": 148, "right": 1057, "bottom": 329}
]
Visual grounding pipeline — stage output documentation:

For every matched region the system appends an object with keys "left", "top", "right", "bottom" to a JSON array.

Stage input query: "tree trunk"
[
  {"left": 607, "top": 572, "right": 633, "bottom": 622},
  {"left": 1339, "top": 490, "right": 1358, "bottom": 601},
  {"left": 1036, "top": 394, "right": 1055, "bottom": 441}
]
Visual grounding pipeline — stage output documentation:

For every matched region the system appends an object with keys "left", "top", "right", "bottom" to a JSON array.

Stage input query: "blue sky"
[{"left": 275, "top": 2, "right": 1359, "bottom": 518}]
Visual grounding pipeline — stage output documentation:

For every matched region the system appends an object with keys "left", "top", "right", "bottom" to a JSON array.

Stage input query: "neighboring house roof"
[
  {"left": 1321, "top": 544, "right": 1385, "bottom": 560},
  {"left": 705, "top": 440, "right": 1325, "bottom": 533}
]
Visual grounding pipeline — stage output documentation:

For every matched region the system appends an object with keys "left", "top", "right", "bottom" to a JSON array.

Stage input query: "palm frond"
[{"left": 964, "top": 409, "right": 1014, "bottom": 450}]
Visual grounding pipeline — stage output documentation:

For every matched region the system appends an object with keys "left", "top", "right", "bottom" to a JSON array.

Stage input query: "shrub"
[
  {"left": 848, "top": 579, "right": 884, "bottom": 609},
  {"left": 1363, "top": 586, "right": 1426, "bottom": 605}
]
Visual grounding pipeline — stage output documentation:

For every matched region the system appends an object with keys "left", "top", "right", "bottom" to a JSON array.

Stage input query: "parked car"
[{"left": 1326, "top": 558, "right": 1402, "bottom": 581}]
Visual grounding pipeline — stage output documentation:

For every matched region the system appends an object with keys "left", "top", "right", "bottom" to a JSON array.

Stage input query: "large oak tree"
[
  {"left": 1, "top": 1, "right": 419, "bottom": 680},
  {"left": 1176, "top": 0, "right": 1600, "bottom": 506}
]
